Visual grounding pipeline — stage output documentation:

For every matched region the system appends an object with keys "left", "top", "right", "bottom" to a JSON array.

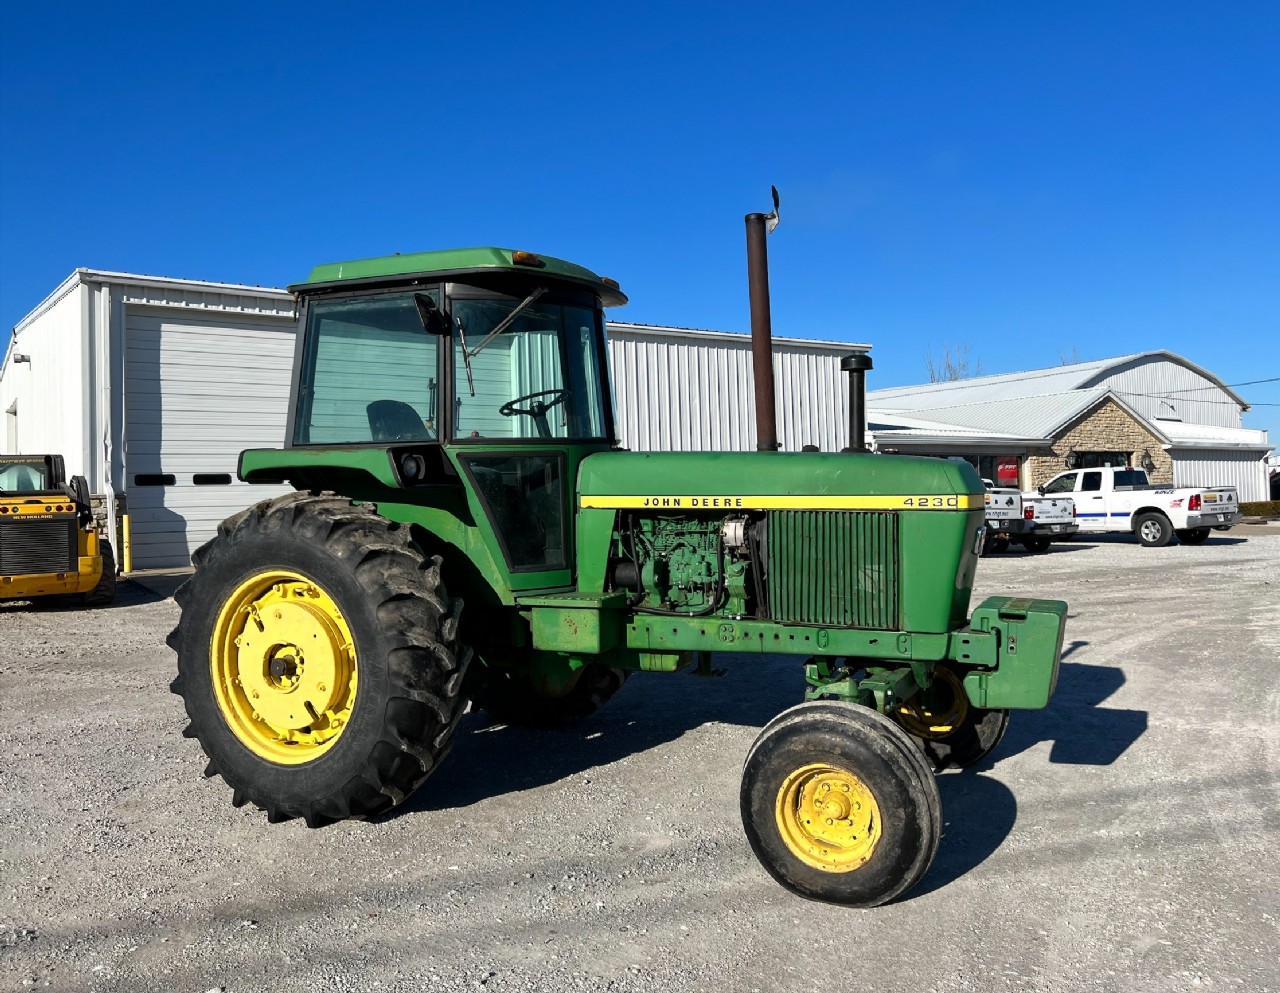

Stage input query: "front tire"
[
  {"left": 168, "top": 492, "right": 470, "bottom": 826},
  {"left": 893, "top": 665, "right": 1010, "bottom": 770},
  {"left": 740, "top": 701, "right": 941, "bottom": 907},
  {"left": 1134, "top": 512, "right": 1174, "bottom": 547}
]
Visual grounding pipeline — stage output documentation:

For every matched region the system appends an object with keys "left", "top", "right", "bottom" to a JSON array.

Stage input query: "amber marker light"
[
  {"left": 601, "top": 276, "right": 620, "bottom": 289},
  {"left": 511, "top": 251, "right": 544, "bottom": 267}
]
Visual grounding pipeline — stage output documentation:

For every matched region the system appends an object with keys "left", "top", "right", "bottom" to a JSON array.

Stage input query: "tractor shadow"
[
  {"left": 396, "top": 647, "right": 1149, "bottom": 898},
  {"left": 395, "top": 652, "right": 806, "bottom": 817},
  {"left": 906, "top": 648, "right": 1149, "bottom": 898}
]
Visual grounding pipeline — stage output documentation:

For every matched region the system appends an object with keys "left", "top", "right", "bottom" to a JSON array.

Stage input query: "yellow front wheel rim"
[
  {"left": 210, "top": 570, "right": 358, "bottom": 764},
  {"left": 775, "top": 763, "right": 881, "bottom": 871},
  {"left": 895, "top": 666, "right": 969, "bottom": 740}
]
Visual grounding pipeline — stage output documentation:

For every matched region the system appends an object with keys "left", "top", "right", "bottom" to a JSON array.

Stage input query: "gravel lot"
[{"left": 3, "top": 528, "right": 1278, "bottom": 993}]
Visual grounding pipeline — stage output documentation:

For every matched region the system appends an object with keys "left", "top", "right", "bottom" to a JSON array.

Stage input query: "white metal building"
[
  {"left": 1, "top": 271, "right": 870, "bottom": 571},
  {"left": 607, "top": 322, "right": 867, "bottom": 452},
  {"left": 866, "top": 352, "right": 1273, "bottom": 500},
  {"left": 1, "top": 270, "right": 296, "bottom": 570}
]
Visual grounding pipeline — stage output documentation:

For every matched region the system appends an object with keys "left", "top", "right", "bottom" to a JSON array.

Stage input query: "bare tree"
[
  {"left": 925, "top": 343, "right": 983, "bottom": 383},
  {"left": 1059, "top": 347, "right": 1080, "bottom": 365}
]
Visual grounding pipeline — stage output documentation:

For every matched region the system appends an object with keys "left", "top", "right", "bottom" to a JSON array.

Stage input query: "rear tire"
[
  {"left": 1176, "top": 527, "right": 1211, "bottom": 545},
  {"left": 740, "top": 701, "right": 941, "bottom": 907},
  {"left": 468, "top": 661, "right": 629, "bottom": 729},
  {"left": 168, "top": 492, "right": 470, "bottom": 826},
  {"left": 1020, "top": 537, "right": 1052, "bottom": 553},
  {"left": 1134, "top": 512, "right": 1173, "bottom": 547}
]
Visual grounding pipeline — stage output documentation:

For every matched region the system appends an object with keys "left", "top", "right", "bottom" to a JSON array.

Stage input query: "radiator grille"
[
  {"left": 767, "top": 510, "right": 900, "bottom": 628},
  {"left": 0, "top": 518, "right": 78, "bottom": 576}
]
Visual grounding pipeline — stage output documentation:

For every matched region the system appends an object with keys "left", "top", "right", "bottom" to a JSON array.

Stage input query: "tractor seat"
[{"left": 367, "top": 400, "right": 433, "bottom": 442}]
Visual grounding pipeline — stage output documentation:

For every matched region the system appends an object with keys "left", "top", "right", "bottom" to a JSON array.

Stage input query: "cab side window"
[
  {"left": 1043, "top": 473, "right": 1077, "bottom": 494},
  {"left": 1081, "top": 471, "right": 1103, "bottom": 492}
]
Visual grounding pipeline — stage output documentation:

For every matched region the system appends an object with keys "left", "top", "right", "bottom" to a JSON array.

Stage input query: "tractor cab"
[{"left": 242, "top": 247, "right": 626, "bottom": 593}]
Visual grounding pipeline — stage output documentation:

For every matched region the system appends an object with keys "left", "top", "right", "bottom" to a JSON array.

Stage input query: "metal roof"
[
  {"left": 607, "top": 321, "right": 869, "bottom": 354},
  {"left": 868, "top": 351, "right": 1249, "bottom": 412},
  {"left": 1156, "top": 421, "right": 1272, "bottom": 450}
]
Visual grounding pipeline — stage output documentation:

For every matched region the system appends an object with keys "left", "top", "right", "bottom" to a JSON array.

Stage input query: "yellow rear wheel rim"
[
  {"left": 210, "top": 570, "right": 358, "bottom": 764},
  {"left": 896, "top": 666, "right": 969, "bottom": 740},
  {"left": 775, "top": 763, "right": 881, "bottom": 872}
]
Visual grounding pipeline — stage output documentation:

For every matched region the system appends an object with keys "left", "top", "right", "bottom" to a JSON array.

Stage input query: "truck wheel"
[
  {"left": 1176, "top": 528, "right": 1210, "bottom": 545},
  {"left": 1020, "top": 537, "right": 1052, "bottom": 554},
  {"left": 80, "top": 540, "right": 116, "bottom": 606},
  {"left": 1134, "top": 512, "right": 1173, "bottom": 547},
  {"left": 893, "top": 665, "right": 1010, "bottom": 771},
  {"left": 989, "top": 537, "right": 1009, "bottom": 554},
  {"left": 468, "top": 662, "right": 629, "bottom": 729},
  {"left": 168, "top": 492, "right": 471, "bottom": 826},
  {"left": 740, "top": 701, "right": 941, "bottom": 907}
]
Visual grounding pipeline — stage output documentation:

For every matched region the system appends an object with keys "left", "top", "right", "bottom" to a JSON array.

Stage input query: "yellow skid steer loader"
[{"left": 0, "top": 455, "right": 115, "bottom": 605}]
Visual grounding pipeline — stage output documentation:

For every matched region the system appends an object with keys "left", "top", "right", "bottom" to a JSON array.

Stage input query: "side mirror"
[{"left": 1037, "top": 485, "right": 1046, "bottom": 496}]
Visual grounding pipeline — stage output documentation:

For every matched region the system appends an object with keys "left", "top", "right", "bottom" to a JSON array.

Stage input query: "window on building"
[{"left": 1078, "top": 451, "right": 1131, "bottom": 469}]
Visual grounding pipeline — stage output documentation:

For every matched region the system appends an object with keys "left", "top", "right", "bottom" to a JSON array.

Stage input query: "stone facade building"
[
  {"left": 866, "top": 352, "right": 1272, "bottom": 501},
  {"left": 1024, "top": 396, "right": 1174, "bottom": 489}
]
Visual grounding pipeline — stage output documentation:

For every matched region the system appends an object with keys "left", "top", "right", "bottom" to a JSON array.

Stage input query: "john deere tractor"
[
  {"left": 170, "top": 199, "right": 1065, "bottom": 906},
  {"left": 1, "top": 454, "right": 115, "bottom": 605}
]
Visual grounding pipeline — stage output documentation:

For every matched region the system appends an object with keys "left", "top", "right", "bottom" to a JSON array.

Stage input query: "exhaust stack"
[
  {"left": 842, "top": 352, "right": 873, "bottom": 452},
  {"left": 745, "top": 187, "right": 781, "bottom": 452}
]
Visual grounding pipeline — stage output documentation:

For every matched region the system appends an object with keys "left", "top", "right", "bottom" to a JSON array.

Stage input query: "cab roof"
[{"left": 290, "top": 246, "right": 627, "bottom": 307}]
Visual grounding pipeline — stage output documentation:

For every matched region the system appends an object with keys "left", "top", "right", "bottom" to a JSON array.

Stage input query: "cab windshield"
[
  {"left": 292, "top": 285, "right": 611, "bottom": 446},
  {"left": 452, "top": 294, "right": 609, "bottom": 441},
  {"left": 0, "top": 459, "right": 51, "bottom": 494}
]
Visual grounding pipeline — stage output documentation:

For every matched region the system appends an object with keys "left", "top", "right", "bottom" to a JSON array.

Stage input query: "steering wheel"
[{"left": 499, "top": 389, "right": 567, "bottom": 419}]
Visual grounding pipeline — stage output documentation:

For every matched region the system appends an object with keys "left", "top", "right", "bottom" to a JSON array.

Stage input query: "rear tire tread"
[{"left": 168, "top": 490, "right": 470, "bottom": 826}]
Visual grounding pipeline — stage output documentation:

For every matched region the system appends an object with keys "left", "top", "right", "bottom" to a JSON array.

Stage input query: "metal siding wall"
[
  {"left": 1172, "top": 450, "right": 1268, "bottom": 502},
  {"left": 0, "top": 286, "right": 88, "bottom": 469},
  {"left": 606, "top": 329, "right": 849, "bottom": 452},
  {"left": 1098, "top": 361, "right": 1240, "bottom": 428}
]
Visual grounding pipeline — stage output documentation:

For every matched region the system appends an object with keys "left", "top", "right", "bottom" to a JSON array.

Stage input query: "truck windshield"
[
  {"left": 0, "top": 459, "right": 50, "bottom": 493},
  {"left": 451, "top": 295, "right": 609, "bottom": 441}
]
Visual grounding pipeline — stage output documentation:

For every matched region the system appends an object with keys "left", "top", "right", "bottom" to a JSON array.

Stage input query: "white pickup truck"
[
  {"left": 982, "top": 480, "right": 1077, "bottom": 553},
  {"left": 1038, "top": 466, "right": 1241, "bottom": 547}
]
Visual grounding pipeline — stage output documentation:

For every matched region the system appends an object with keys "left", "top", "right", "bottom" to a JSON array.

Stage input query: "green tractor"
[{"left": 170, "top": 200, "right": 1065, "bottom": 907}]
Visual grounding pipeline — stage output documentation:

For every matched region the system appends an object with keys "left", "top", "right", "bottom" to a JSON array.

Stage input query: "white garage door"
[{"left": 125, "top": 309, "right": 297, "bottom": 570}]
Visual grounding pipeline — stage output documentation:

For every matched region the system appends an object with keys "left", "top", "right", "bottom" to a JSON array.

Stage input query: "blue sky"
[{"left": 2, "top": 2, "right": 1277, "bottom": 438}]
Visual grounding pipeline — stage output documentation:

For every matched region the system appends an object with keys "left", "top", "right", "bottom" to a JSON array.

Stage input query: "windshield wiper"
[
  {"left": 454, "top": 286, "right": 547, "bottom": 398},
  {"left": 468, "top": 286, "right": 547, "bottom": 359}
]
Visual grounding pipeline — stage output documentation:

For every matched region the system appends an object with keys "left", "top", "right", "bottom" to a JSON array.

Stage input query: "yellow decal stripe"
[{"left": 579, "top": 494, "right": 985, "bottom": 511}]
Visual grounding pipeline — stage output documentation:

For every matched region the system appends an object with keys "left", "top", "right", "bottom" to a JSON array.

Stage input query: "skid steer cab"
[
  {"left": 169, "top": 234, "right": 1066, "bottom": 908},
  {"left": 0, "top": 454, "right": 115, "bottom": 605}
]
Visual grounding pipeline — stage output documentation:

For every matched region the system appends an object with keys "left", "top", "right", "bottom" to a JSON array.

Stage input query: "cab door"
[{"left": 1063, "top": 470, "right": 1111, "bottom": 531}]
